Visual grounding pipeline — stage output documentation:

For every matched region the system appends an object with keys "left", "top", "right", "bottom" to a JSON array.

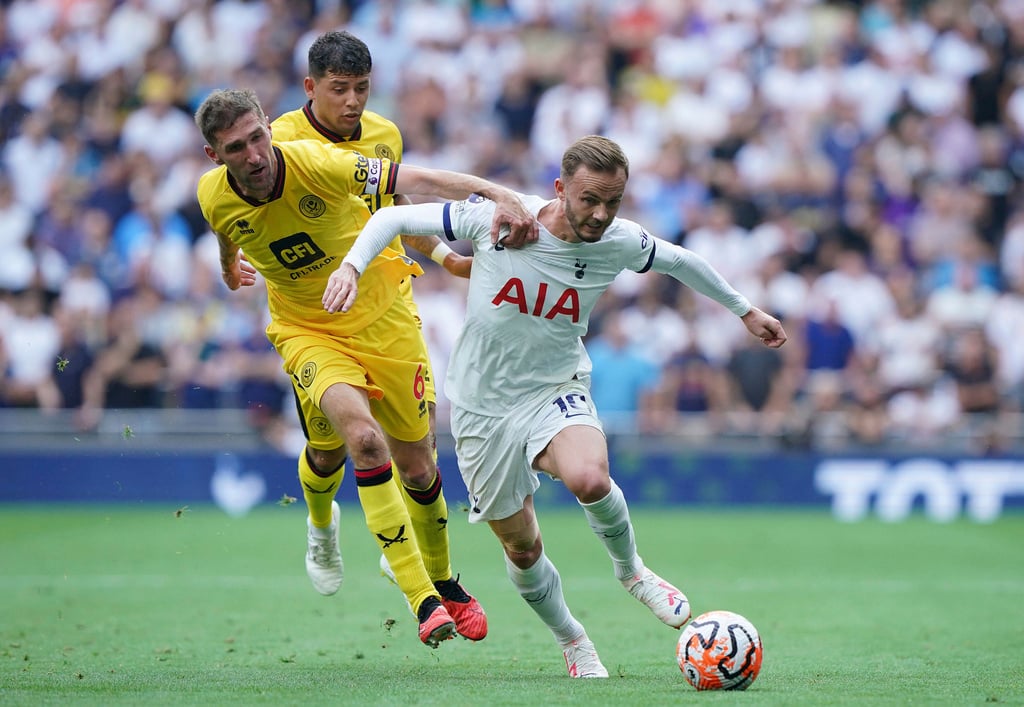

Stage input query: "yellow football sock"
[
  {"left": 298, "top": 449, "right": 344, "bottom": 528},
  {"left": 393, "top": 462, "right": 453, "bottom": 583},
  {"left": 356, "top": 462, "right": 435, "bottom": 616}
]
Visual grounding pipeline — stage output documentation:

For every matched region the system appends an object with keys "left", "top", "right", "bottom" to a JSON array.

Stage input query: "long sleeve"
[
  {"left": 342, "top": 202, "right": 448, "bottom": 274},
  {"left": 650, "top": 239, "right": 751, "bottom": 316}
]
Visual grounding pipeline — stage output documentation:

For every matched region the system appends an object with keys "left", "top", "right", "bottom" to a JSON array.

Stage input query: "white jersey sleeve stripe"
[
  {"left": 442, "top": 202, "right": 457, "bottom": 242},
  {"left": 637, "top": 238, "right": 657, "bottom": 274}
]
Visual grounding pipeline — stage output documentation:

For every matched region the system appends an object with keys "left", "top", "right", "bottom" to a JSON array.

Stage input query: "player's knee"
[
  {"left": 391, "top": 439, "right": 437, "bottom": 489},
  {"left": 345, "top": 422, "right": 388, "bottom": 465},
  {"left": 307, "top": 446, "right": 346, "bottom": 475},
  {"left": 396, "top": 461, "right": 436, "bottom": 490},
  {"left": 568, "top": 465, "right": 611, "bottom": 504},
  {"left": 503, "top": 535, "right": 542, "bottom": 569}
]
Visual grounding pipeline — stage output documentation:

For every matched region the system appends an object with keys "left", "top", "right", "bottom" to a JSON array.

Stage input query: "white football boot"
[
  {"left": 305, "top": 501, "right": 343, "bottom": 595},
  {"left": 562, "top": 636, "right": 609, "bottom": 678},
  {"left": 622, "top": 567, "right": 690, "bottom": 628}
]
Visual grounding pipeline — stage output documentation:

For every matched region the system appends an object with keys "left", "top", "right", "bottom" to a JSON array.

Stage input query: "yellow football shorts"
[{"left": 273, "top": 295, "right": 435, "bottom": 449}]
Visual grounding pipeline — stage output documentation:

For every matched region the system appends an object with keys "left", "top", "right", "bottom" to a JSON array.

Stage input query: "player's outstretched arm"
[
  {"left": 393, "top": 164, "right": 537, "bottom": 247},
  {"left": 652, "top": 239, "right": 787, "bottom": 348},
  {"left": 741, "top": 307, "right": 788, "bottom": 348}
]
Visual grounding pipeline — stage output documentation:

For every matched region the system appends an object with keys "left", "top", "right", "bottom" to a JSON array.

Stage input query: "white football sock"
[
  {"left": 579, "top": 479, "right": 642, "bottom": 582},
  {"left": 504, "top": 551, "right": 584, "bottom": 645}
]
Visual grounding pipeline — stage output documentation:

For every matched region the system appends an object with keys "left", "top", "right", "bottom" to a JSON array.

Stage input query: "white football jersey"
[
  {"left": 343, "top": 193, "right": 751, "bottom": 417},
  {"left": 438, "top": 194, "right": 749, "bottom": 415}
]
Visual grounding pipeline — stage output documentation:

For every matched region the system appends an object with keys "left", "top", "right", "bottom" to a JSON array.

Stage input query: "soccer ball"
[{"left": 676, "top": 610, "right": 763, "bottom": 691}]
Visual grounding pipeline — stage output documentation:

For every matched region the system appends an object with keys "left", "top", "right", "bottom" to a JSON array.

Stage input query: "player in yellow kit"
[
  {"left": 270, "top": 31, "right": 488, "bottom": 639},
  {"left": 194, "top": 87, "right": 535, "bottom": 647},
  {"left": 271, "top": 31, "right": 488, "bottom": 641}
]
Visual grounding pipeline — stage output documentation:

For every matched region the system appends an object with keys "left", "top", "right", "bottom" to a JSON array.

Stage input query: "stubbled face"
[
  {"left": 556, "top": 165, "right": 627, "bottom": 243},
  {"left": 306, "top": 72, "right": 370, "bottom": 137},
  {"left": 204, "top": 111, "right": 276, "bottom": 200}
]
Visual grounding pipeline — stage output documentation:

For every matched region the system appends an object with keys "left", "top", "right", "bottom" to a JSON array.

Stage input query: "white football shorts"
[{"left": 451, "top": 379, "right": 604, "bottom": 524}]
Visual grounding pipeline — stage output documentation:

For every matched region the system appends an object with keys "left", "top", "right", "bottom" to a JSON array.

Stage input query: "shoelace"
[
  {"left": 434, "top": 573, "right": 470, "bottom": 603},
  {"left": 308, "top": 538, "right": 335, "bottom": 563}
]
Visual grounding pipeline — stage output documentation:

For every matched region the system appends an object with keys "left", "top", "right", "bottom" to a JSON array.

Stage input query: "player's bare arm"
[
  {"left": 740, "top": 307, "right": 788, "bottom": 348},
  {"left": 394, "top": 164, "right": 538, "bottom": 247},
  {"left": 401, "top": 235, "right": 472, "bottom": 278},
  {"left": 215, "top": 231, "right": 257, "bottom": 290}
]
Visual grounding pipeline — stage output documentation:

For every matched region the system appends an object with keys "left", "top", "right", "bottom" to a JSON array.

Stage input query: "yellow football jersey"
[
  {"left": 272, "top": 103, "right": 425, "bottom": 322},
  {"left": 196, "top": 139, "right": 422, "bottom": 340},
  {"left": 272, "top": 103, "right": 403, "bottom": 219}
]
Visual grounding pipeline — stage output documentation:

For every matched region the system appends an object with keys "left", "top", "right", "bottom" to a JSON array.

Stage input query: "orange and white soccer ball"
[{"left": 676, "top": 610, "right": 763, "bottom": 690}]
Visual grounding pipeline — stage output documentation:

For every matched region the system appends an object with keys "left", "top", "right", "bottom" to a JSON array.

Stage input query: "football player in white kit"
[{"left": 326, "top": 135, "right": 788, "bottom": 677}]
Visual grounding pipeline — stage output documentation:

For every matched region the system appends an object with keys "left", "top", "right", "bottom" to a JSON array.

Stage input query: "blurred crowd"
[{"left": 0, "top": 0, "right": 1022, "bottom": 454}]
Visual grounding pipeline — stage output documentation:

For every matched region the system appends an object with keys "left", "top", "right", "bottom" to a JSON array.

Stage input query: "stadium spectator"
[
  {"left": 1, "top": 111, "right": 65, "bottom": 216},
  {"left": 723, "top": 326, "right": 793, "bottom": 436},
  {"left": 986, "top": 275, "right": 1024, "bottom": 411},
  {"left": 0, "top": 174, "right": 34, "bottom": 292},
  {"left": 77, "top": 284, "right": 170, "bottom": 429},
  {"left": 631, "top": 137, "right": 709, "bottom": 244},
  {"left": 865, "top": 288, "right": 944, "bottom": 395},
  {"left": 945, "top": 326, "right": 1001, "bottom": 423},
  {"left": 967, "top": 126, "right": 1020, "bottom": 249},
  {"left": 585, "top": 311, "right": 661, "bottom": 432},
  {"left": 886, "top": 373, "right": 960, "bottom": 445},
  {"left": 647, "top": 341, "right": 730, "bottom": 437},
  {"left": 529, "top": 45, "right": 610, "bottom": 178},
  {"left": 734, "top": 249, "right": 811, "bottom": 325},
  {"left": 683, "top": 199, "right": 758, "bottom": 285},
  {"left": 925, "top": 252, "right": 999, "bottom": 333},
  {"left": 616, "top": 278, "right": 690, "bottom": 367},
  {"left": 111, "top": 178, "right": 194, "bottom": 297},
  {"left": 799, "top": 295, "right": 857, "bottom": 382},
  {"left": 807, "top": 247, "right": 895, "bottom": 342},
  {"left": 0, "top": 287, "right": 61, "bottom": 410},
  {"left": 34, "top": 190, "right": 86, "bottom": 262},
  {"left": 119, "top": 72, "right": 198, "bottom": 170},
  {"left": 50, "top": 301, "right": 96, "bottom": 411}
]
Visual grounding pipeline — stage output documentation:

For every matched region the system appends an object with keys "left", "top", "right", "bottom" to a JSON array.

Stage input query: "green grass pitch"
[{"left": 1, "top": 505, "right": 1021, "bottom": 706}]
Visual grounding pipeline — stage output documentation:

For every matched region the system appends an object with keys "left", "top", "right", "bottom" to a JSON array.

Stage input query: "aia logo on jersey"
[
  {"left": 492, "top": 278, "right": 580, "bottom": 322},
  {"left": 271, "top": 232, "right": 326, "bottom": 269}
]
